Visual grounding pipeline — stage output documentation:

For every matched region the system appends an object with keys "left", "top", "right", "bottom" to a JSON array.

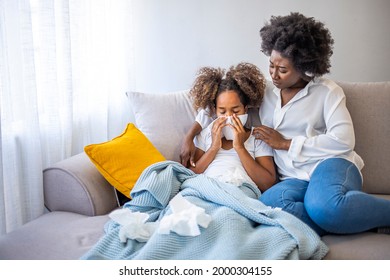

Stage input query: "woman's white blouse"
[
  {"left": 196, "top": 77, "right": 364, "bottom": 181},
  {"left": 260, "top": 78, "right": 364, "bottom": 181}
]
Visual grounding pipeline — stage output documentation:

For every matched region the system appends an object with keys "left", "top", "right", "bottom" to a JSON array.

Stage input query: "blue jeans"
[{"left": 260, "top": 158, "right": 390, "bottom": 236}]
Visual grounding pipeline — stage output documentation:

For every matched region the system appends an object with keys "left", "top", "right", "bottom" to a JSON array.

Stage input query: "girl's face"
[
  {"left": 269, "top": 50, "right": 305, "bottom": 90},
  {"left": 215, "top": 90, "right": 246, "bottom": 117}
]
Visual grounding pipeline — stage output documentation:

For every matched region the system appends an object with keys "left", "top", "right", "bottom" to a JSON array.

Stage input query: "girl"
[{"left": 188, "top": 63, "right": 277, "bottom": 193}]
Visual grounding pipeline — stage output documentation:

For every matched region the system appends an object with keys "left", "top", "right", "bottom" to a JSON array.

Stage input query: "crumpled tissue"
[
  {"left": 217, "top": 166, "right": 251, "bottom": 187},
  {"left": 109, "top": 208, "right": 158, "bottom": 243},
  {"left": 158, "top": 193, "right": 212, "bottom": 236}
]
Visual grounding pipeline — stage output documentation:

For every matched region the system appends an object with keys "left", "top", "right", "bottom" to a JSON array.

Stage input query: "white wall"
[{"left": 131, "top": 0, "right": 390, "bottom": 93}]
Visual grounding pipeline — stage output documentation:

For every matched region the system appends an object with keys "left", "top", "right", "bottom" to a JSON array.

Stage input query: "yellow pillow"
[{"left": 84, "top": 123, "right": 165, "bottom": 198}]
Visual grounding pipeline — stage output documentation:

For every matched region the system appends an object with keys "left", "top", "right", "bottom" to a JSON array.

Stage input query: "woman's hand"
[
  {"left": 252, "top": 125, "right": 291, "bottom": 150},
  {"left": 180, "top": 137, "right": 197, "bottom": 167},
  {"left": 180, "top": 122, "right": 203, "bottom": 167}
]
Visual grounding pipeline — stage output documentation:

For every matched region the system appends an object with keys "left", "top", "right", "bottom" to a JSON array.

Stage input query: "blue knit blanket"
[{"left": 81, "top": 161, "right": 328, "bottom": 260}]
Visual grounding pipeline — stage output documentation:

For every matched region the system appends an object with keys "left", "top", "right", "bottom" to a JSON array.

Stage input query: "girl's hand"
[
  {"left": 231, "top": 114, "right": 247, "bottom": 150},
  {"left": 210, "top": 116, "right": 227, "bottom": 150},
  {"left": 252, "top": 125, "right": 291, "bottom": 150}
]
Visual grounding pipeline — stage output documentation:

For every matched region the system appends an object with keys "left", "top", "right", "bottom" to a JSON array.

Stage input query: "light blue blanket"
[{"left": 81, "top": 161, "right": 328, "bottom": 260}]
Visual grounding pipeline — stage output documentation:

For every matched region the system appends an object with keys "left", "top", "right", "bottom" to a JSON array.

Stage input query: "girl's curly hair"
[
  {"left": 260, "top": 12, "right": 334, "bottom": 78},
  {"left": 189, "top": 62, "right": 266, "bottom": 115}
]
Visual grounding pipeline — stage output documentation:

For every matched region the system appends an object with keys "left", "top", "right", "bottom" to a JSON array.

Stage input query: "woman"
[
  {"left": 189, "top": 62, "right": 277, "bottom": 193},
  {"left": 181, "top": 12, "right": 390, "bottom": 236}
]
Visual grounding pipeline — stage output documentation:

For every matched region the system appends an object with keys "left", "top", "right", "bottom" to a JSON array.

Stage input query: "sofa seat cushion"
[
  {"left": 322, "top": 232, "right": 390, "bottom": 259},
  {"left": 0, "top": 211, "right": 109, "bottom": 260}
]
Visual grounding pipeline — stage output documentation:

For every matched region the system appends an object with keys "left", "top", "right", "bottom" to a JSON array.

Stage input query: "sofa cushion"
[
  {"left": 127, "top": 90, "right": 197, "bottom": 162},
  {"left": 338, "top": 81, "right": 390, "bottom": 194},
  {"left": 0, "top": 211, "right": 109, "bottom": 260},
  {"left": 322, "top": 232, "right": 390, "bottom": 259},
  {"left": 84, "top": 123, "right": 166, "bottom": 198}
]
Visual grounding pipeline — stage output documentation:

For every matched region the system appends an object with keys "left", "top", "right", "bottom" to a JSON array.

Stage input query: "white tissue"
[
  {"left": 109, "top": 208, "right": 158, "bottom": 243},
  {"left": 217, "top": 167, "right": 248, "bottom": 186},
  {"left": 158, "top": 193, "right": 212, "bottom": 236},
  {"left": 221, "top": 114, "right": 248, "bottom": 140}
]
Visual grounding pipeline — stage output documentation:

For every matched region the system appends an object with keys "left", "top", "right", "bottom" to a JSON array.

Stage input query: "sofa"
[{"left": 0, "top": 80, "right": 389, "bottom": 260}]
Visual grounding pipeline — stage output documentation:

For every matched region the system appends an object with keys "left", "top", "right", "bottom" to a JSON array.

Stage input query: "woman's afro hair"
[
  {"left": 189, "top": 62, "right": 266, "bottom": 114},
  {"left": 260, "top": 12, "right": 334, "bottom": 77}
]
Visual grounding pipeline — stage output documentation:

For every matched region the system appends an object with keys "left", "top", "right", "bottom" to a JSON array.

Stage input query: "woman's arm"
[
  {"left": 252, "top": 125, "right": 291, "bottom": 150},
  {"left": 254, "top": 87, "right": 355, "bottom": 163},
  {"left": 180, "top": 122, "right": 202, "bottom": 167},
  {"left": 180, "top": 109, "right": 214, "bottom": 167}
]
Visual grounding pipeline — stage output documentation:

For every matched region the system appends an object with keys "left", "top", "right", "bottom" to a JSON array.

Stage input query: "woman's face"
[
  {"left": 215, "top": 90, "right": 246, "bottom": 117},
  {"left": 269, "top": 50, "right": 304, "bottom": 90}
]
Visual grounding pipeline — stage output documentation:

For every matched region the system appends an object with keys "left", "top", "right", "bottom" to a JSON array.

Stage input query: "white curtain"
[{"left": 0, "top": 0, "right": 134, "bottom": 234}]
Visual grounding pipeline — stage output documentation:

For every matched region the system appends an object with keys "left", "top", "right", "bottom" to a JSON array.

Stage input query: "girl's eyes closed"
[{"left": 219, "top": 111, "right": 240, "bottom": 115}]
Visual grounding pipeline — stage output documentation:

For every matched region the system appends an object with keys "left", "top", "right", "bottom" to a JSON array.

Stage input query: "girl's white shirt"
[
  {"left": 195, "top": 78, "right": 364, "bottom": 181},
  {"left": 194, "top": 121, "right": 273, "bottom": 188}
]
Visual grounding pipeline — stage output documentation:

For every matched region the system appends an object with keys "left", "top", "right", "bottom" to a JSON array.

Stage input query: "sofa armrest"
[{"left": 43, "top": 152, "right": 118, "bottom": 216}]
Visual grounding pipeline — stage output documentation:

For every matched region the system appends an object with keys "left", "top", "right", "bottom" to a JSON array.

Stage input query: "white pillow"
[{"left": 126, "top": 90, "right": 197, "bottom": 162}]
